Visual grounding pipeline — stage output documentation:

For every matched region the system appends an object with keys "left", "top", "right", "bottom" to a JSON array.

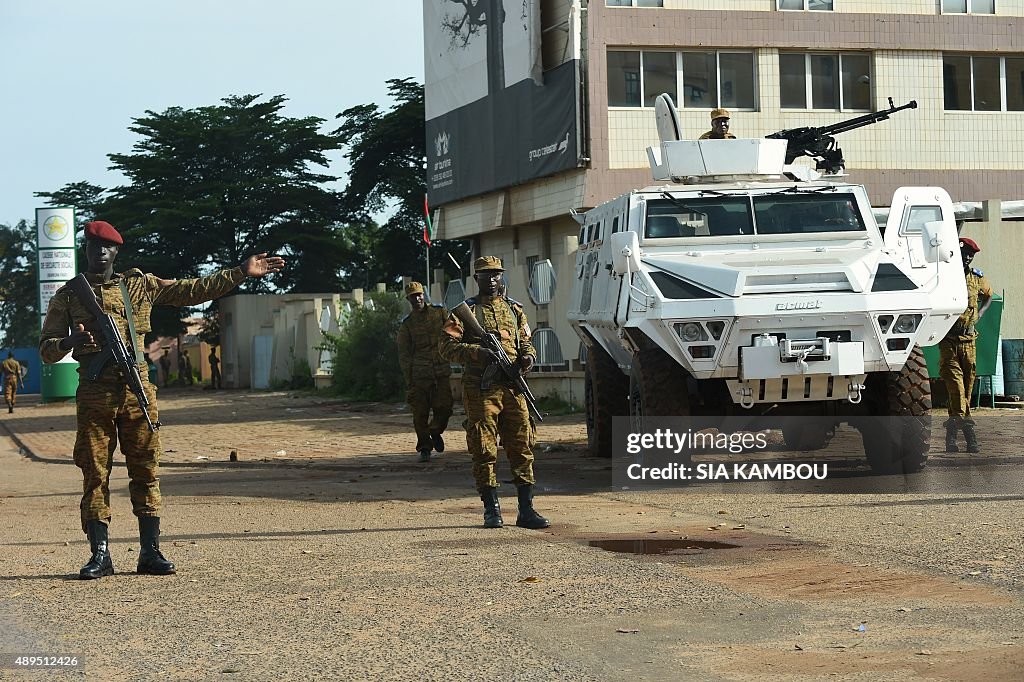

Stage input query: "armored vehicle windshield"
[{"left": 645, "top": 192, "right": 867, "bottom": 238}]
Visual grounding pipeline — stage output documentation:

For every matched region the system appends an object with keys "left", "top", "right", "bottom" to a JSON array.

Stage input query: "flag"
[{"left": 423, "top": 194, "right": 435, "bottom": 246}]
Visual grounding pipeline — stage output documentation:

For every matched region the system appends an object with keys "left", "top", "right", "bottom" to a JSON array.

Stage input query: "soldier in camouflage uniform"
[
  {"left": 939, "top": 237, "right": 993, "bottom": 454},
  {"left": 39, "top": 220, "right": 284, "bottom": 579},
  {"left": 439, "top": 256, "right": 550, "bottom": 530},
  {"left": 3, "top": 351, "right": 24, "bottom": 413},
  {"left": 397, "top": 281, "right": 452, "bottom": 462}
]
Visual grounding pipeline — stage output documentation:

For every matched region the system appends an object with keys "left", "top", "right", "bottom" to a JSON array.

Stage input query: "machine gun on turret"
[{"left": 766, "top": 97, "right": 917, "bottom": 175}]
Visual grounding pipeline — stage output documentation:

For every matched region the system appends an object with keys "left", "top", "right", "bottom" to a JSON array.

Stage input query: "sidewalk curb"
[{"left": 0, "top": 419, "right": 467, "bottom": 473}]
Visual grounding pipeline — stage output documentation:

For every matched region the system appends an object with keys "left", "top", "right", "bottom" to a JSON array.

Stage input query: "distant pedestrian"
[
  {"left": 159, "top": 351, "right": 172, "bottom": 388},
  {"left": 3, "top": 351, "right": 24, "bottom": 414},
  {"left": 397, "top": 281, "right": 453, "bottom": 462},
  {"left": 209, "top": 347, "right": 222, "bottom": 389},
  {"left": 940, "top": 237, "right": 993, "bottom": 454},
  {"left": 177, "top": 350, "right": 193, "bottom": 386}
]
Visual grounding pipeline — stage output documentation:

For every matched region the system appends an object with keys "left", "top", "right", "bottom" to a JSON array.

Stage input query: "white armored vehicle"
[{"left": 569, "top": 95, "right": 967, "bottom": 473}]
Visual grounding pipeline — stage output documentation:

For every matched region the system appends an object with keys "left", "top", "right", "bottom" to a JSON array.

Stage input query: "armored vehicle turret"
[{"left": 569, "top": 95, "right": 966, "bottom": 473}]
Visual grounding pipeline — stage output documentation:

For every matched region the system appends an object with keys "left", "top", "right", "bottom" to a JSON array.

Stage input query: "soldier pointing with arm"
[{"left": 39, "top": 220, "right": 284, "bottom": 579}]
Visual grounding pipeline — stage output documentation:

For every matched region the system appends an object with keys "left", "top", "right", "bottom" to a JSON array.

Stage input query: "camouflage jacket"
[
  {"left": 439, "top": 295, "right": 536, "bottom": 379},
  {"left": 947, "top": 268, "right": 993, "bottom": 341},
  {"left": 397, "top": 304, "right": 451, "bottom": 384},
  {"left": 39, "top": 267, "right": 246, "bottom": 379},
  {"left": 2, "top": 358, "right": 20, "bottom": 381}
]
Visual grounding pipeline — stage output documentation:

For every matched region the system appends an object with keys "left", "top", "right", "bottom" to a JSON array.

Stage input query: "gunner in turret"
[{"left": 699, "top": 108, "right": 736, "bottom": 139}]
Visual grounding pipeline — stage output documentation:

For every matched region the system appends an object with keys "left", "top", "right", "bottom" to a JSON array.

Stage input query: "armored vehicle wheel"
[
  {"left": 782, "top": 423, "right": 834, "bottom": 451},
  {"left": 860, "top": 346, "right": 931, "bottom": 474},
  {"left": 585, "top": 345, "right": 629, "bottom": 458},
  {"left": 628, "top": 348, "right": 691, "bottom": 429}
]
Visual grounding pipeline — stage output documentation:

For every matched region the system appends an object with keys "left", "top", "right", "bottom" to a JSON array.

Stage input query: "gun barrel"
[{"left": 817, "top": 99, "right": 917, "bottom": 136}]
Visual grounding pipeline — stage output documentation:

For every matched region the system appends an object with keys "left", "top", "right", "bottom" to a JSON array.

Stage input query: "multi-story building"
[{"left": 424, "top": 1, "right": 1023, "bottom": 399}]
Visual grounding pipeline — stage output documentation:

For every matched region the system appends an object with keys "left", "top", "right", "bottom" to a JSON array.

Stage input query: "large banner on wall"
[{"left": 424, "top": 0, "right": 582, "bottom": 206}]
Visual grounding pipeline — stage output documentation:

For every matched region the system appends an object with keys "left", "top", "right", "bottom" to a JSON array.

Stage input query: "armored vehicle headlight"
[
  {"left": 706, "top": 321, "right": 725, "bottom": 340},
  {"left": 677, "top": 322, "right": 706, "bottom": 342},
  {"left": 893, "top": 314, "right": 921, "bottom": 334},
  {"left": 877, "top": 315, "right": 894, "bottom": 333}
]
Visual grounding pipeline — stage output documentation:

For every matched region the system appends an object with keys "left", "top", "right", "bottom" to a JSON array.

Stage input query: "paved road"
[{"left": 0, "top": 390, "right": 1021, "bottom": 680}]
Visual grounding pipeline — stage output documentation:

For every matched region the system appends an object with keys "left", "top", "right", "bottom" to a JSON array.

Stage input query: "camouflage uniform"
[
  {"left": 39, "top": 267, "right": 246, "bottom": 530},
  {"left": 439, "top": 293, "right": 537, "bottom": 491},
  {"left": 939, "top": 267, "right": 992, "bottom": 424},
  {"left": 397, "top": 301, "right": 453, "bottom": 453},
  {"left": 3, "top": 357, "right": 21, "bottom": 410}
]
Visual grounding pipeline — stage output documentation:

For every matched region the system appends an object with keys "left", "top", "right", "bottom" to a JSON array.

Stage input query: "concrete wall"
[{"left": 219, "top": 292, "right": 361, "bottom": 389}]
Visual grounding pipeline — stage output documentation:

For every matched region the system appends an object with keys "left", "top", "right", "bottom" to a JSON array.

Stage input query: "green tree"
[
  {"left": 34, "top": 181, "right": 107, "bottom": 227},
  {"left": 0, "top": 220, "right": 40, "bottom": 347},
  {"left": 320, "top": 291, "right": 405, "bottom": 400},
  {"left": 101, "top": 94, "right": 346, "bottom": 292},
  {"left": 38, "top": 95, "right": 351, "bottom": 338},
  {"left": 335, "top": 78, "right": 469, "bottom": 291}
]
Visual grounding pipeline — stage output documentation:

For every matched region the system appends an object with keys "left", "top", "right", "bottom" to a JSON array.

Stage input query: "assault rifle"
[
  {"left": 766, "top": 97, "right": 917, "bottom": 174},
  {"left": 451, "top": 302, "right": 543, "bottom": 423},
  {"left": 67, "top": 274, "right": 161, "bottom": 432}
]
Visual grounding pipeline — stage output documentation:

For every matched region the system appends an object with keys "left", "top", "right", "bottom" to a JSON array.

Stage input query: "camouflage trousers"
[
  {"left": 462, "top": 382, "right": 536, "bottom": 491},
  {"left": 3, "top": 376, "right": 17, "bottom": 407},
  {"left": 73, "top": 378, "right": 162, "bottom": 532},
  {"left": 939, "top": 337, "right": 977, "bottom": 424},
  {"left": 407, "top": 375, "right": 453, "bottom": 451}
]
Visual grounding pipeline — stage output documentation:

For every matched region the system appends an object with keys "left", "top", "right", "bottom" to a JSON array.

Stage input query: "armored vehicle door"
[
  {"left": 883, "top": 187, "right": 955, "bottom": 272},
  {"left": 575, "top": 198, "right": 629, "bottom": 323}
]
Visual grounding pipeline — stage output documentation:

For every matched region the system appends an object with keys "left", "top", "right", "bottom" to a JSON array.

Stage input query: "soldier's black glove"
[{"left": 517, "top": 355, "right": 535, "bottom": 374}]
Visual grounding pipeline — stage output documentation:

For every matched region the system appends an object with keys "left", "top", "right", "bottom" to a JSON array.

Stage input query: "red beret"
[
  {"left": 959, "top": 237, "right": 980, "bottom": 253},
  {"left": 83, "top": 220, "right": 123, "bottom": 245}
]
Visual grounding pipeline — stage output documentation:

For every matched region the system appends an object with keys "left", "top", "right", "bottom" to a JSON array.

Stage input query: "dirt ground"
[{"left": 0, "top": 389, "right": 1021, "bottom": 680}]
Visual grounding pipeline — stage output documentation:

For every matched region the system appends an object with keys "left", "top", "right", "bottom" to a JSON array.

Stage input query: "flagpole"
[{"left": 423, "top": 193, "right": 434, "bottom": 301}]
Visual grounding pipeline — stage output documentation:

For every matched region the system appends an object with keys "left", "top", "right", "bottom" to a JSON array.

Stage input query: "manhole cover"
[{"left": 589, "top": 538, "right": 739, "bottom": 555}]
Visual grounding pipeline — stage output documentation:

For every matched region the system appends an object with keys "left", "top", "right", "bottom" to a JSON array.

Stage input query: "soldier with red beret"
[
  {"left": 939, "top": 236, "right": 993, "bottom": 454},
  {"left": 39, "top": 220, "right": 285, "bottom": 579}
]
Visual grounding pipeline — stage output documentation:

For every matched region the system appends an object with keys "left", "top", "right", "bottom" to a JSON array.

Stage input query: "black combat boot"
[
  {"left": 515, "top": 485, "right": 551, "bottom": 529},
  {"left": 480, "top": 488, "right": 503, "bottom": 528},
  {"left": 137, "top": 517, "right": 176, "bottom": 575},
  {"left": 944, "top": 421, "right": 960, "bottom": 453},
  {"left": 963, "top": 423, "right": 980, "bottom": 454},
  {"left": 79, "top": 519, "right": 114, "bottom": 580},
  {"left": 431, "top": 432, "right": 445, "bottom": 453},
  {"left": 418, "top": 449, "right": 432, "bottom": 463}
]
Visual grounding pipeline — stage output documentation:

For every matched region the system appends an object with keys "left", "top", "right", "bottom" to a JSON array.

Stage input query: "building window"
[
  {"left": 779, "top": 52, "right": 871, "bottom": 110},
  {"left": 608, "top": 50, "right": 755, "bottom": 109},
  {"left": 607, "top": 0, "right": 664, "bottom": 6},
  {"left": 941, "top": 0, "right": 995, "bottom": 14},
  {"left": 608, "top": 51, "right": 641, "bottom": 106},
  {"left": 943, "top": 54, "right": 1024, "bottom": 111},
  {"left": 778, "top": 0, "right": 834, "bottom": 10},
  {"left": 643, "top": 52, "right": 677, "bottom": 107}
]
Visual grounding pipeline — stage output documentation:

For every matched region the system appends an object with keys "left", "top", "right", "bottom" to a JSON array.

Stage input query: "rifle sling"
[{"left": 118, "top": 280, "right": 143, "bottom": 364}]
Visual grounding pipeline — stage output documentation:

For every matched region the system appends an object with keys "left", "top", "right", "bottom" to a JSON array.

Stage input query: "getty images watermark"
[{"left": 624, "top": 427, "right": 828, "bottom": 483}]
